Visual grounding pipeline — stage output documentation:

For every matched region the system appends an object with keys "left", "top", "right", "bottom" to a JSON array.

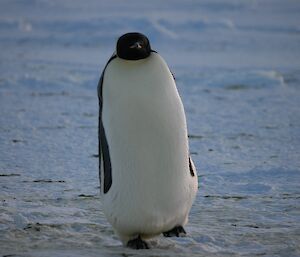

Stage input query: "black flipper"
[
  {"left": 163, "top": 226, "right": 187, "bottom": 237},
  {"left": 127, "top": 235, "right": 149, "bottom": 249},
  {"left": 98, "top": 53, "right": 117, "bottom": 194},
  {"left": 189, "top": 156, "right": 195, "bottom": 177}
]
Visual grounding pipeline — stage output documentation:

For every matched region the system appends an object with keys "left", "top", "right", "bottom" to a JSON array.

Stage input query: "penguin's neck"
[{"left": 105, "top": 54, "right": 175, "bottom": 103}]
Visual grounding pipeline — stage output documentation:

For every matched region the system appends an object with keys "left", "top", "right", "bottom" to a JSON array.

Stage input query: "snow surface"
[{"left": 0, "top": 0, "right": 300, "bottom": 256}]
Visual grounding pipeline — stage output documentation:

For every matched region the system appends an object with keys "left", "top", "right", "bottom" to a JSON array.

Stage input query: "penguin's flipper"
[
  {"left": 189, "top": 156, "right": 196, "bottom": 177},
  {"left": 163, "top": 226, "right": 187, "bottom": 237},
  {"left": 127, "top": 235, "right": 149, "bottom": 249},
  {"left": 97, "top": 53, "right": 117, "bottom": 102},
  {"left": 98, "top": 53, "right": 117, "bottom": 194}
]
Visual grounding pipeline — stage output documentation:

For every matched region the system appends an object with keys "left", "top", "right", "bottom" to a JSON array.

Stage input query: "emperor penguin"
[{"left": 98, "top": 32, "right": 198, "bottom": 249}]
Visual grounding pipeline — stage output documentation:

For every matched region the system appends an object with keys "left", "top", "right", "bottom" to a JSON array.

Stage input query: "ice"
[{"left": 1, "top": 0, "right": 300, "bottom": 256}]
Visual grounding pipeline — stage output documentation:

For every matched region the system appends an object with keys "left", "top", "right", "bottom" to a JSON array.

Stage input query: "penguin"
[{"left": 98, "top": 32, "right": 198, "bottom": 249}]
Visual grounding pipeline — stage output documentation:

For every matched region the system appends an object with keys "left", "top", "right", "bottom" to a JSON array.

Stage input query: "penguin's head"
[{"left": 116, "top": 32, "right": 151, "bottom": 61}]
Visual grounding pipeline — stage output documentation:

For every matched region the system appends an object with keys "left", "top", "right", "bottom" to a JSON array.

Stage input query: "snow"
[{"left": 1, "top": 0, "right": 300, "bottom": 256}]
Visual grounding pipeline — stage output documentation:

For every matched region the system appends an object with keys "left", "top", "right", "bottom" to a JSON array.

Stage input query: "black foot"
[
  {"left": 163, "top": 226, "right": 187, "bottom": 237},
  {"left": 127, "top": 235, "right": 149, "bottom": 249}
]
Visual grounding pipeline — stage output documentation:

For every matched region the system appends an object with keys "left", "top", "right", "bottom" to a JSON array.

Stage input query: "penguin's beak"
[{"left": 130, "top": 41, "right": 143, "bottom": 49}]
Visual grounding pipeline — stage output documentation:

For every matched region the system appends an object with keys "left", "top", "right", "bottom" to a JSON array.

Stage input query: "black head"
[{"left": 116, "top": 32, "right": 151, "bottom": 60}]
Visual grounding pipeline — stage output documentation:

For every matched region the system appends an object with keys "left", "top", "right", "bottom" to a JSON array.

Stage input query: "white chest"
[{"left": 102, "top": 54, "right": 188, "bottom": 179}]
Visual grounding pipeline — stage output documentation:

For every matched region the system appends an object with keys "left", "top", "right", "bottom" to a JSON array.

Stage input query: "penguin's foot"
[
  {"left": 127, "top": 235, "right": 149, "bottom": 249},
  {"left": 163, "top": 226, "right": 187, "bottom": 237}
]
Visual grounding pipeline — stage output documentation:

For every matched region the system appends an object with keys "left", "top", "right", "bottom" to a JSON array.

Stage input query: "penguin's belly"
[{"left": 101, "top": 54, "right": 193, "bottom": 238}]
